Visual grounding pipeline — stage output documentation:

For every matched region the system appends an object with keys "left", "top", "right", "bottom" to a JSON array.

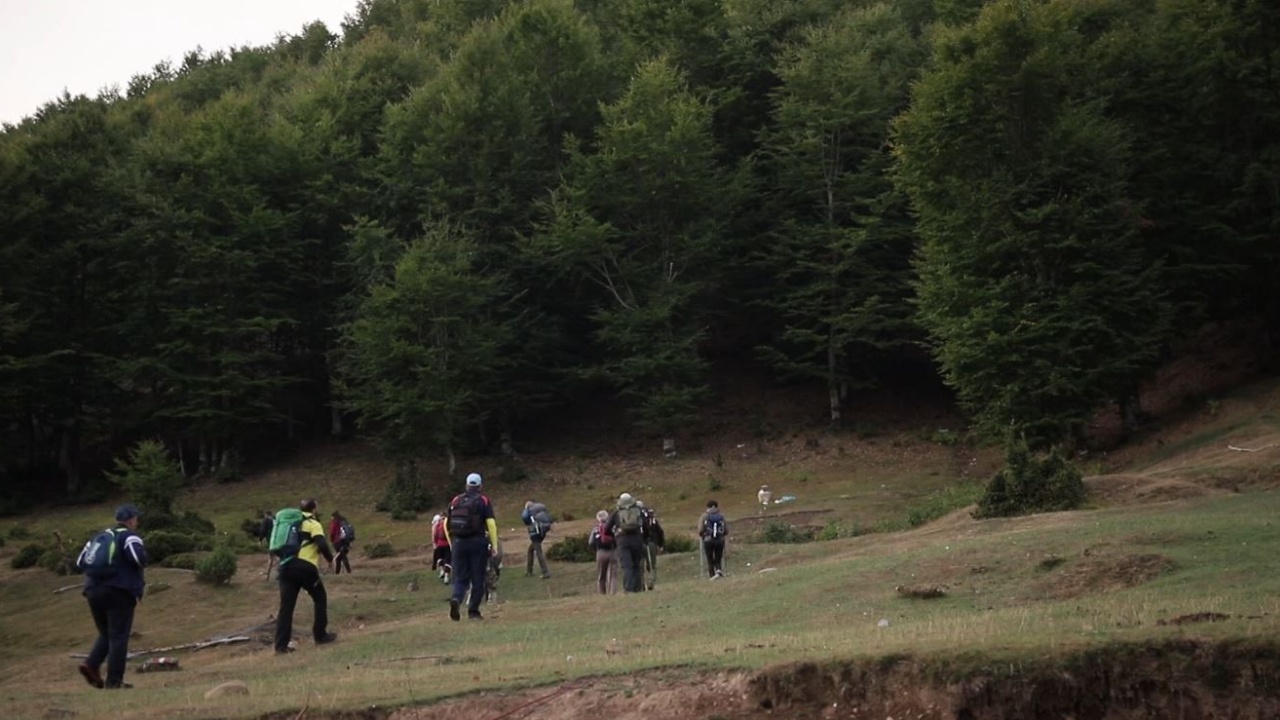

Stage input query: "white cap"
[
  {"left": 466, "top": 473, "right": 483, "bottom": 487},
  {"left": 619, "top": 492, "right": 633, "bottom": 503},
  {"left": 431, "top": 514, "right": 443, "bottom": 524}
]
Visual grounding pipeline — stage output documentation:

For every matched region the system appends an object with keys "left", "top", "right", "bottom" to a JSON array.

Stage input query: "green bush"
[
  {"left": 161, "top": 552, "right": 201, "bottom": 570},
  {"left": 377, "top": 461, "right": 432, "bottom": 518},
  {"left": 663, "top": 535, "right": 697, "bottom": 554},
  {"left": 761, "top": 521, "right": 813, "bottom": 544},
  {"left": 144, "top": 510, "right": 215, "bottom": 535},
  {"left": 8, "top": 526, "right": 32, "bottom": 540},
  {"left": 546, "top": 534, "right": 593, "bottom": 563},
  {"left": 38, "top": 547, "right": 77, "bottom": 575},
  {"left": 364, "top": 541, "right": 395, "bottom": 559},
  {"left": 974, "top": 439, "right": 1086, "bottom": 519},
  {"left": 194, "top": 546, "right": 238, "bottom": 585},
  {"left": 10, "top": 543, "right": 43, "bottom": 569},
  {"left": 906, "top": 483, "right": 985, "bottom": 527},
  {"left": 144, "top": 530, "right": 210, "bottom": 564},
  {"left": 496, "top": 463, "right": 529, "bottom": 484}
]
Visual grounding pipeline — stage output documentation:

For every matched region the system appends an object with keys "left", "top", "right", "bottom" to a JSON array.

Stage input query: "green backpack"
[
  {"left": 617, "top": 505, "right": 644, "bottom": 535},
  {"left": 268, "top": 508, "right": 307, "bottom": 561}
]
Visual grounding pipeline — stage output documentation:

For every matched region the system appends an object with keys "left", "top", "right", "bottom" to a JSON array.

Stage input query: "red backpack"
[{"left": 596, "top": 521, "right": 615, "bottom": 550}]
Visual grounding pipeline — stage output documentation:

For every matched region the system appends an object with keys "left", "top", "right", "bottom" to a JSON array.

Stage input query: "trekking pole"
[{"left": 698, "top": 537, "right": 706, "bottom": 578}]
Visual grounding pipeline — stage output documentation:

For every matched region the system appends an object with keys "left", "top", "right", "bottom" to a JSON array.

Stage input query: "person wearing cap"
[
  {"left": 444, "top": 473, "right": 500, "bottom": 621},
  {"left": 274, "top": 498, "right": 337, "bottom": 653},
  {"left": 430, "top": 512, "right": 452, "bottom": 583},
  {"left": 606, "top": 493, "right": 647, "bottom": 593},
  {"left": 75, "top": 504, "right": 148, "bottom": 690}
]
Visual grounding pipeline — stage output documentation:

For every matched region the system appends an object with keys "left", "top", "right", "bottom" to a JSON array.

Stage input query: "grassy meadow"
[{"left": 1, "top": 378, "right": 1279, "bottom": 718}]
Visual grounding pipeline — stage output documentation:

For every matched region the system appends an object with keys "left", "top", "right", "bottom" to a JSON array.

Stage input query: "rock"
[
  {"left": 877, "top": 618, "right": 891, "bottom": 628},
  {"left": 204, "top": 681, "right": 249, "bottom": 699}
]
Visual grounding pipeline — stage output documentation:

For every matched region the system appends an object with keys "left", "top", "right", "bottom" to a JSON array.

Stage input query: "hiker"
[
  {"left": 328, "top": 511, "right": 354, "bottom": 574},
  {"left": 757, "top": 485, "right": 772, "bottom": 513},
  {"left": 76, "top": 503, "right": 148, "bottom": 690},
  {"left": 588, "top": 509, "right": 617, "bottom": 594},
  {"left": 430, "top": 513, "right": 452, "bottom": 584},
  {"left": 521, "top": 500, "right": 553, "bottom": 579},
  {"left": 273, "top": 498, "right": 337, "bottom": 653},
  {"left": 607, "top": 493, "right": 647, "bottom": 593},
  {"left": 445, "top": 473, "right": 500, "bottom": 621},
  {"left": 260, "top": 511, "right": 276, "bottom": 581},
  {"left": 637, "top": 500, "right": 665, "bottom": 591},
  {"left": 697, "top": 499, "right": 728, "bottom": 578}
]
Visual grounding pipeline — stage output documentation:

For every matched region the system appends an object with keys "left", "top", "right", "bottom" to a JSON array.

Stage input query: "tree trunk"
[
  {"left": 828, "top": 340, "right": 842, "bottom": 424},
  {"left": 330, "top": 407, "right": 344, "bottom": 438},
  {"left": 500, "top": 429, "right": 515, "bottom": 457},
  {"left": 662, "top": 437, "right": 677, "bottom": 458},
  {"left": 59, "top": 423, "right": 82, "bottom": 496},
  {"left": 446, "top": 446, "right": 457, "bottom": 477}
]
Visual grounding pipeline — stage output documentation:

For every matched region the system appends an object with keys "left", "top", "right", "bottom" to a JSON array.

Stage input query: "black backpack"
[
  {"left": 79, "top": 528, "right": 122, "bottom": 578},
  {"left": 448, "top": 493, "right": 486, "bottom": 537},
  {"left": 340, "top": 519, "right": 355, "bottom": 542}
]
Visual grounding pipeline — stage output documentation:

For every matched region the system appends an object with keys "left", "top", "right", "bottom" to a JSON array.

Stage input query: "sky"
[{"left": 0, "top": 0, "right": 360, "bottom": 126}]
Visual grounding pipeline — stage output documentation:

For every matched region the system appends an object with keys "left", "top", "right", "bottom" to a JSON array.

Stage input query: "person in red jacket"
[
  {"left": 430, "top": 513, "right": 452, "bottom": 583},
  {"left": 328, "top": 511, "right": 353, "bottom": 574}
]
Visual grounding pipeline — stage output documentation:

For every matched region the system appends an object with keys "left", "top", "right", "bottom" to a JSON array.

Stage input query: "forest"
[{"left": 0, "top": 0, "right": 1276, "bottom": 509}]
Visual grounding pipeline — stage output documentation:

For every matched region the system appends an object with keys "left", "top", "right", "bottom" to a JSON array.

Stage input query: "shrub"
[
  {"left": 761, "top": 521, "right": 813, "bottom": 544},
  {"left": 107, "top": 440, "right": 184, "bottom": 516},
  {"left": 973, "top": 439, "right": 1085, "bottom": 519},
  {"left": 162, "top": 552, "right": 200, "bottom": 570},
  {"left": 906, "top": 483, "right": 985, "bottom": 527},
  {"left": 144, "top": 510, "right": 215, "bottom": 536},
  {"left": 38, "top": 547, "right": 77, "bottom": 575},
  {"left": 546, "top": 534, "right": 593, "bottom": 563},
  {"left": 10, "top": 543, "right": 43, "bottom": 569},
  {"left": 663, "top": 535, "right": 697, "bottom": 554},
  {"left": 377, "top": 461, "right": 432, "bottom": 519},
  {"left": 145, "top": 530, "right": 211, "bottom": 564},
  {"left": 8, "top": 526, "right": 32, "bottom": 540},
  {"left": 194, "top": 546, "right": 238, "bottom": 585},
  {"left": 364, "top": 542, "right": 395, "bottom": 559},
  {"left": 496, "top": 463, "right": 529, "bottom": 484}
]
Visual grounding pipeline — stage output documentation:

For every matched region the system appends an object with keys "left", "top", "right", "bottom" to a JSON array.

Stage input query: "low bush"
[
  {"left": 38, "top": 547, "right": 77, "bottom": 575},
  {"left": 663, "top": 535, "right": 697, "bottom": 554},
  {"left": 974, "top": 439, "right": 1085, "bottom": 519},
  {"left": 145, "top": 530, "right": 211, "bottom": 564},
  {"left": 906, "top": 483, "right": 985, "bottom": 527},
  {"left": 162, "top": 552, "right": 201, "bottom": 570},
  {"left": 546, "top": 534, "right": 593, "bottom": 563},
  {"left": 364, "top": 542, "right": 395, "bottom": 559},
  {"left": 760, "top": 521, "right": 813, "bottom": 544},
  {"left": 378, "top": 462, "right": 432, "bottom": 519},
  {"left": 194, "top": 546, "right": 238, "bottom": 585},
  {"left": 145, "top": 510, "right": 215, "bottom": 535},
  {"left": 10, "top": 543, "right": 43, "bottom": 569}
]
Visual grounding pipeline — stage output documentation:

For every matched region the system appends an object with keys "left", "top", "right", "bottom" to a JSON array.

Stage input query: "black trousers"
[
  {"left": 275, "top": 560, "right": 328, "bottom": 650},
  {"left": 451, "top": 534, "right": 490, "bottom": 613},
  {"left": 85, "top": 585, "right": 137, "bottom": 687},
  {"left": 334, "top": 540, "right": 352, "bottom": 574},
  {"left": 704, "top": 539, "right": 725, "bottom": 576},
  {"left": 616, "top": 535, "right": 646, "bottom": 593}
]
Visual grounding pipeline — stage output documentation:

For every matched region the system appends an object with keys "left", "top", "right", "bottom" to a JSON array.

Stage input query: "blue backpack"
[
  {"left": 705, "top": 512, "right": 727, "bottom": 540},
  {"left": 79, "top": 528, "right": 122, "bottom": 578}
]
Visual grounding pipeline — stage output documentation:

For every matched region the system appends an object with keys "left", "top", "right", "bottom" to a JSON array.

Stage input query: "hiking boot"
[
  {"left": 467, "top": 610, "right": 484, "bottom": 621},
  {"left": 449, "top": 598, "right": 461, "bottom": 622},
  {"left": 274, "top": 646, "right": 296, "bottom": 655},
  {"left": 103, "top": 682, "right": 133, "bottom": 689},
  {"left": 316, "top": 632, "right": 338, "bottom": 645},
  {"left": 541, "top": 573, "right": 552, "bottom": 579},
  {"left": 77, "top": 663, "right": 104, "bottom": 689}
]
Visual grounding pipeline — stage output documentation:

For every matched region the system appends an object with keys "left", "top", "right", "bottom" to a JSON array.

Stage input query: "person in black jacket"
[{"left": 76, "top": 504, "right": 149, "bottom": 690}]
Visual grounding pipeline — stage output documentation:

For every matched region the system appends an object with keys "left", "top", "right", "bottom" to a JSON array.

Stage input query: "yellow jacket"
[{"left": 295, "top": 513, "right": 332, "bottom": 568}]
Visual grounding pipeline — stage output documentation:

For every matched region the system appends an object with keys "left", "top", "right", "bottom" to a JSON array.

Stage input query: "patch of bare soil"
[
  {"left": 275, "top": 639, "right": 1280, "bottom": 720},
  {"left": 1035, "top": 552, "right": 1177, "bottom": 600},
  {"left": 1085, "top": 474, "right": 1229, "bottom": 506}
]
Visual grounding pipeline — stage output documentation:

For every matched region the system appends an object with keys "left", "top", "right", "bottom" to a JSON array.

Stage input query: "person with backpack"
[
  {"left": 520, "top": 500, "right": 553, "bottom": 579},
  {"left": 76, "top": 503, "right": 148, "bottom": 690},
  {"left": 328, "top": 511, "right": 354, "bottom": 574},
  {"left": 587, "top": 509, "right": 617, "bottom": 594},
  {"left": 697, "top": 499, "right": 728, "bottom": 578},
  {"left": 636, "top": 500, "right": 665, "bottom": 591},
  {"left": 430, "top": 513, "right": 451, "bottom": 584},
  {"left": 606, "top": 493, "right": 648, "bottom": 593},
  {"left": 445, "top": 473, "right": 500, "bottom": 621},
  {"left": 272, "top": 498, "right": 337, "bottom": 654}
]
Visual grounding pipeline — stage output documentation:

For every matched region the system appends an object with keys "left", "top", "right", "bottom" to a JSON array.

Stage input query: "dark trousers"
[
  {"left": 275, "top": 560, "right": 328, "bottom": 650},
  {"left": 617, "top": 535, "right": 646, "bottom": 593},
  {"left": 334, "top": 540, "right": 352, "bottom": 574},
  {"left": 451, "top": 534, "right": 489, "bottom": 613},
  {"left": 85, "top": 585, "right": 136, "bottom": 687},
  {"left": 704, "top": 538, "right": 725, "bottom": 576}
]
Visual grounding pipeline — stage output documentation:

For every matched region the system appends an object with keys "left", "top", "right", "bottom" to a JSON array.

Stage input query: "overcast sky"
[{"left": 0, "top": 0, "right": 360, "bottom": 126}]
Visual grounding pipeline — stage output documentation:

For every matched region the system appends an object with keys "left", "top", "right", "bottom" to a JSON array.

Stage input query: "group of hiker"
[{"left": 73, "top": 474, "right": 732, "bottom": 689}]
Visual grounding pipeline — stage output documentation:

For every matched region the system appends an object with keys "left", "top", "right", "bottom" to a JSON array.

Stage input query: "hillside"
[{"left": 1, "top": 372, "right": 1279, "bottom": 719}]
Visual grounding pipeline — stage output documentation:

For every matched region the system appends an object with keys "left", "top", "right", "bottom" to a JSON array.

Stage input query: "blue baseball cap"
[{"left": 115, "top": 504, "right": 141, "bottom": 522}]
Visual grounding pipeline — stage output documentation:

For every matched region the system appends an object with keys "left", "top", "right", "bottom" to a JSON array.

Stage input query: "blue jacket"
[{"left": 79, "top": 525, "right": 148, "bottom": 600}]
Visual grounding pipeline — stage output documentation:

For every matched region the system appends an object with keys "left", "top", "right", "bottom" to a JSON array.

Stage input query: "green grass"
[{"left": 4, "top": 381, "right": 1280, "bottom": 718}]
